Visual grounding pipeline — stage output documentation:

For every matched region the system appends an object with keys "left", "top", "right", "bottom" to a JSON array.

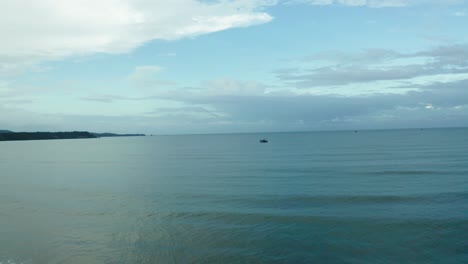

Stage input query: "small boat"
[{"left": 259, "top": 139, "right": 268, "bottom": 143}]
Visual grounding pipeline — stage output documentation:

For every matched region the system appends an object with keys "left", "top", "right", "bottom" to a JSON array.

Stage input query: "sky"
[{"left": 1, "top": 0, "right": 467, "bottom": 134}]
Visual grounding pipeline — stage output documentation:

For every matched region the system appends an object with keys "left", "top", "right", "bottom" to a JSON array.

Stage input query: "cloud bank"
[{"left": 277, "top": 45, "right": 468, "bottom": 88}]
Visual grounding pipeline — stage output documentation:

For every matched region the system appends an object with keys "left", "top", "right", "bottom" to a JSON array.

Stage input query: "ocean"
[{"left": 0, "top": 128, "right": 467, "bottom": 263}]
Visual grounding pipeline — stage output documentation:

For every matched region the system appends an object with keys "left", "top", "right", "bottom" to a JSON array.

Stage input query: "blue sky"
[{"left": 1, "top": 0, "right": 468, "bottom": 134}]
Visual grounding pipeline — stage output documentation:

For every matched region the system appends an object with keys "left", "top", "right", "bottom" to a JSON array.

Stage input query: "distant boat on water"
[{"left": 259, "top": 139, "right": 268, "bottom": 143}]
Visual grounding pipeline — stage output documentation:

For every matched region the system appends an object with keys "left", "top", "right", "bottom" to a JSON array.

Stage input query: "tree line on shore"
[{"left": 0, "top": 130, "right": 145, "bottom": 141}]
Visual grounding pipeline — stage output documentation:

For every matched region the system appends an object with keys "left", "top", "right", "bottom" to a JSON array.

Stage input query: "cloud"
[
  {"left": 276, "top": 44, "right": 468, "bottom": 88},
  {"left": 287, "top": 0, "right": 465, "bottom": 7},
  {"left": 201, "top": 79, "right": 268, "bottom": 96},
  {"left": 2, "top": 0, "right": 464, "bottom": 75},
  {"left": 415, "top": 44, "right": 468, "bottom": 65},
  {"left": 303, "top": 49, "right": 403, "bottom": 63},
  {"left": 0, "top": 0, "right": 273, "bottom": 73},
  {"left": 121, "top": 74, "right": 468, "bottom": 131},
  {"left": 184, "top": 79, "right": 468, "bottom": 131},
  {"left": 145, "top": 105, "right": 225, "bottom": 120},
  {"left": 303, "top": 45, "right": 468, "bottom": 64},
  {"left": 2, "top": 75, "right": 468, "bottom": 133},
  {"left": 2, "top": 1, "right": 468, "bottom": 134},
  {"left": 80, "top": 94, "right": 138, "bottom": 103}
]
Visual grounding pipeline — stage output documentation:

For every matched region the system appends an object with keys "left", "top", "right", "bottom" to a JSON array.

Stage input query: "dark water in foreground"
[{"left": 0, "top": 128, "right": 467, "bottom": 264}]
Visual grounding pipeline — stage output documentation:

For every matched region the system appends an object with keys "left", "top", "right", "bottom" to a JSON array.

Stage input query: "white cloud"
[
  {"left": 202, "top": 79, "right": 268, "bottom": 96},
  {"left": 288, "top": 0, "right": 463, "bottom": 7},
  {"left": 424, "top": 103, "right": 434, "bottom": 109},
  {"left": 276, "top": 44, "right": 468, "bottom": 91},
  {"left": 0, "top": 0, "right": 273, "bottom": 73}
]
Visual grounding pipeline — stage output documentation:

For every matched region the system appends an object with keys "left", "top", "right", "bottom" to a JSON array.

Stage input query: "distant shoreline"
[{"left": 0, "top": 130, "right": 145, "bottom": 142}]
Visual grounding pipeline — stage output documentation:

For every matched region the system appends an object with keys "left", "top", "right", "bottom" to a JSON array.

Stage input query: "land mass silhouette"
[{"left": 0, "top": 130, "right": 145, "bottom": 141}]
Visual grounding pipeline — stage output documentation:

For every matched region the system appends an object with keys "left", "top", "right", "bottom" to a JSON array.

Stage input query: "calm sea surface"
[{"left": 0, "top": 128, "right": 467, "bottom": 264}]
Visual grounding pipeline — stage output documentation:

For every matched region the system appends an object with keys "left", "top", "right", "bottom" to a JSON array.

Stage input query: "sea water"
[{"left": 0, "top": 128, "right": 467, "bottom": 263}]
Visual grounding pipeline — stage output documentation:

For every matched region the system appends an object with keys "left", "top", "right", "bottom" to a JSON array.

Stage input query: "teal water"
[{"left": 0, "top": 128, "right": 467, "bottom": 263}]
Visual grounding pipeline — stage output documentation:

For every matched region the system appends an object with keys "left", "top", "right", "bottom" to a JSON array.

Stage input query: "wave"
[
  {"left": 175, "top": 191, "right": 468, "bottom": 207},
  {"left": 367, "top": 170, "right": 439, "bottom": 175},
  {"left": 149, "top": 210, "right": 468, "bottom": 228},
  {"left": 270, "top": 192, "right": 468, "bottom": 204},
  {"left": 363, "top": 169, "right": 468, "bottom": 176}
]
